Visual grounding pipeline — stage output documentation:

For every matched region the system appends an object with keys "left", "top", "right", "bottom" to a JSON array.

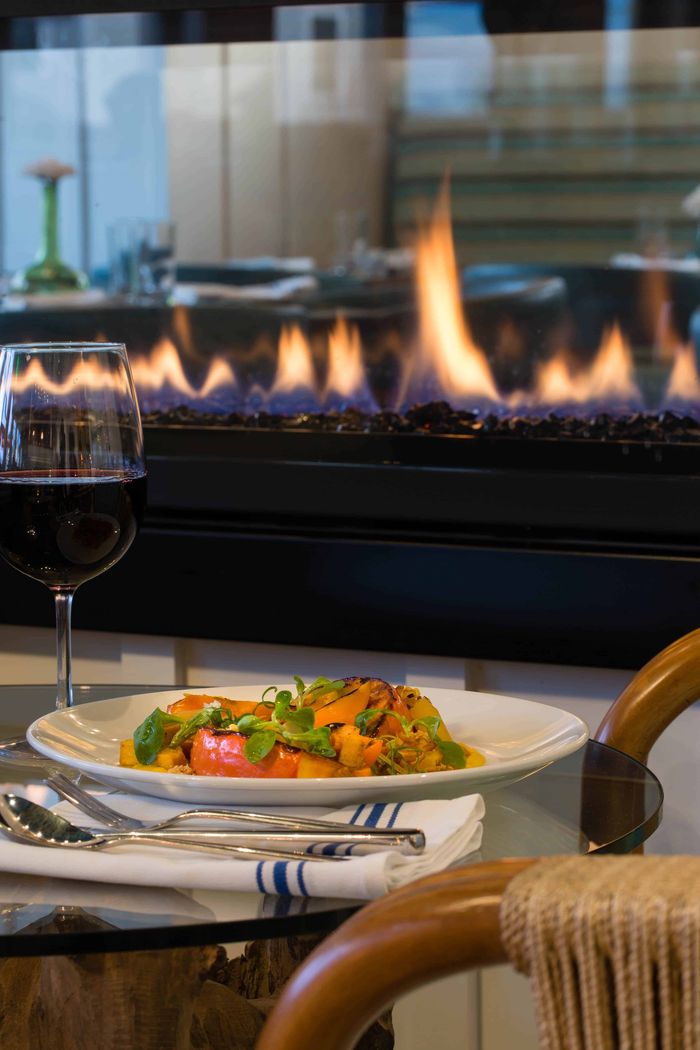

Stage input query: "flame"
[
  {"left": 412, "top": 177, "right": 499, "bottom": 406},
  {"left": 664, "top": 342, "right": 700, "bottom": 403},
  {"left": 324, "top": 316, "right": 377, "bottom": 410},
  {"left": 325, "top": 317, "right": 363, "bottom": 399},
  {"left": 585, "top": 323, "right": 641, "bottom": 402},
  {"left": 531, "top": 353, "right": 583, "bottom": 406},
  {"left": 130, "top": 338, "right": 236, "bottom": 403},
  {"left": 11, "top": 355, "right": 129, "bottom": 396},
  {"left": 130, "top": 338, "right": 197, "bottom": 397},
  {"left": 172, "top": 303, "right": 197, "bottom": 359},
  {"left": 199, "top": 357, "right": 238, "bottom": 398},
  {"left": 529, "top": 323, "right": 641, "bottom": 408},
  {"left": 270, "top": 324, "right": 317, "bottom": 397},
  {"left": 21, "top": 175, "right": 684, "bottom": 421}
]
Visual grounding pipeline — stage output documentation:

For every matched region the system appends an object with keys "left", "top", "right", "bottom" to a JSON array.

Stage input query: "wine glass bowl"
[{"left": 0, "top": 343, "right": 146, "bottom": 709}]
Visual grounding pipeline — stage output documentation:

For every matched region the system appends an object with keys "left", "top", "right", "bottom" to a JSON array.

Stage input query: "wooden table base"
[{"left": 0, "top": 934, "right": 394, "bottom": 1050}]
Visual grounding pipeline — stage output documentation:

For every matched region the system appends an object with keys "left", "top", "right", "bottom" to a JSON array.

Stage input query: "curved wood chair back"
[
  {"left": 255, "top": 859, "right": 532, "bottom": 1050},
  {"left": 258, "top": 854, "right": 700, "bottom": 1050},
  {"left": 593, "top": 626, "right": 700, "bottom": 764}
]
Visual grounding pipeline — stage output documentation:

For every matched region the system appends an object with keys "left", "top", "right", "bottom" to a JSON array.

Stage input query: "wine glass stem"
[{"left": 53, "top": 588, "right": 75, "bottom": 710}]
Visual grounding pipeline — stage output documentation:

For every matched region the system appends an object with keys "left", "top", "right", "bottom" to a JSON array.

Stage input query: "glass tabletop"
[{"left": 0, "top": 684, "right": 663, "bottom": 957}]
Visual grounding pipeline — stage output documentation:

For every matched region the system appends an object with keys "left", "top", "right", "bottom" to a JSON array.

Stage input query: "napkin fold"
[
  {"left": 0, "top": 791, "right": 484, "bottom": 901},
  {"left": 171, "top": 274, "right": 318, "bottom": 303}
]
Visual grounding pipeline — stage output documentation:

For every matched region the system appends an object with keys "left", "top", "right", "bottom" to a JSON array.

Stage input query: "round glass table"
[{"left": 0, "top": 684, "right": 663, "bottom": 957}]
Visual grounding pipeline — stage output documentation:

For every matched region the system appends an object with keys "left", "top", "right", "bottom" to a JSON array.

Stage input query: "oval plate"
[{"left": 26, "top": 683, "right": 589, "bottom": 805}]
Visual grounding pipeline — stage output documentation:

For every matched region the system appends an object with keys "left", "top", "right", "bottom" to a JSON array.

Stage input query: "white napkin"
[
  {"left": 0, "top": 792, "right": 484, "bottom": 901},
  {"left": 171, "top": 275, "right": 318, "bottom": 304}
]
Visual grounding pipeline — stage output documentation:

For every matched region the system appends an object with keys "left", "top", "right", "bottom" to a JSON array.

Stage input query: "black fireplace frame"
[{"left": 2, "top": 421, "right": 698, "bottom": 673}]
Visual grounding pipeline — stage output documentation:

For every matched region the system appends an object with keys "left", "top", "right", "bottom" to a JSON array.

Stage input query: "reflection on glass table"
[{"left": 0, "top": 684, "right": 662, "bottom": 957}]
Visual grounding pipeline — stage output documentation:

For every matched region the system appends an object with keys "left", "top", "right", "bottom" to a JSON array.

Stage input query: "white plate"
[{"left": 26, "top": 684, "right": 589, "bottom": 805}]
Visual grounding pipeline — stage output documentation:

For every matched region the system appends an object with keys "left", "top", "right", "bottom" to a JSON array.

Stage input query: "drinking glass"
[
  {"left": 107, "top": 219, "right": 176, "bottom": 303},
  {"left": 0, "top": 343, "right": 147, "bottom": 709}
]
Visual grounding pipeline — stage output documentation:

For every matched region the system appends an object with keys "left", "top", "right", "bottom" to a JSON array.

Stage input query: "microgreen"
[
  {"left": 170, "top": 707, "right": 233, "bottom": 748},
  {"left": 354, "top": 707, "right": 390, "bottom": 734},
  {"left": 303, "top": 677, "right": 346, "bottom": 699},
  {"left": 133, "top": 708, "right": 183, "bottom": 765},
  {"left": 281, "top": 705, "right": 315, "bottom": 733},
  {"left": 223, "top": 682, "right": 342, "bottom": 762},
  {"left": 413, "top": 715, "right": 441, "bottom": 738},
  {"left": 412, "top": 716, "right": 466, "bottom": 768},
  {"left": 236, "top": 713, "right": 268, "bottom": 735},
  {"left": 434, "top": 739, "right": 466, "bottom": 768},
  {"left": 243, "top": 730, "right": 277, "bottom": 763},
  {"left": 283, "top": 726, "right": 336, "bottom": 758}
]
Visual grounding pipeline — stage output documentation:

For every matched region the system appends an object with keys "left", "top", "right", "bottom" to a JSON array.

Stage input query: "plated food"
[
  {"left": 27, "top": 683, "right": 589, "bottom": 803},
  {"left": 119, "top": 675, "right": 486, "bottom": 780}
]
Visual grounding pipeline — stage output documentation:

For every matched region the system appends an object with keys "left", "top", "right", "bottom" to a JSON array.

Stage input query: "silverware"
[
  {"left": 0, "top": 735, "right": 59, "bottom": 770},
  {"left": 46, "top": 771, "right": 426, "bottom": 851},
  {"left": 0, "top": 794, "right": 349, "bottom": 862}
]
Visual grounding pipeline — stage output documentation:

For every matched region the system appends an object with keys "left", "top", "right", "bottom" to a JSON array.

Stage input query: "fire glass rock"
[{"left": 139, "top": 401, "right": 700, "bottom": 443}]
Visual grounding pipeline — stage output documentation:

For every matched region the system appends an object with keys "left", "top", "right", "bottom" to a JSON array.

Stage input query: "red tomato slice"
[{"left": 189, "top": 728, "right": 301, "bottom": 779}]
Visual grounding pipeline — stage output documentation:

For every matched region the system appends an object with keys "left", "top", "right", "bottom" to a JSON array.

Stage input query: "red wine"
[{"left": 0, "top": 469, "right": 147, "bottom": 587}]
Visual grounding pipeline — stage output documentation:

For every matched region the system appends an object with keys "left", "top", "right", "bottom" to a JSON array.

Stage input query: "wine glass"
[{"left": 0, "top": 342, "right": 146, "bottom": 710}]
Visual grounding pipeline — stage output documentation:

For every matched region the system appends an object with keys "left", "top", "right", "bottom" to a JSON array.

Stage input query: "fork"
[{"left": 46, "top": 772, "right": 426, "bottom": 851}]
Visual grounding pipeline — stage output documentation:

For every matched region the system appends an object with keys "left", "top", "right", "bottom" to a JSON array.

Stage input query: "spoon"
[{"left": 0, "top": 794, "right": 347, "bottom": 862}]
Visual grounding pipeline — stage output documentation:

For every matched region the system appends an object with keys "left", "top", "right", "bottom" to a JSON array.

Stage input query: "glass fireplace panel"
[{"left": 2, "top": 5, "right": 700, "bottom": 437}]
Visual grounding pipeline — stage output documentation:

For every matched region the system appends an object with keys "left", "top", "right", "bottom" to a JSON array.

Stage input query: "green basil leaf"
[
  {"left": 436, "top": 739, "right": 466, "bottom": 769},
  {"left": 243, "top": 730, "right": 277, "bottom": 764},
  {"left": 283, "top": 706, "right": 315, "bottom": 733},
  {"left": 133, "top": 708, "right": 181, "bottom": 765},
  {"left": 284, "top": 726, "right": 336, "bottom": 759},
  {"left": 235, "top": 713, "right": 266, "bottom": 735},
  {"left": 293, "top": 675, "right": 306, "bottom": 696}
]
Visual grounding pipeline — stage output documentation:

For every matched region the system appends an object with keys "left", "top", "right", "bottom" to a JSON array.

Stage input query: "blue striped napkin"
[{"left": 0, "top": 792, "right": 484, "bottom": 901}]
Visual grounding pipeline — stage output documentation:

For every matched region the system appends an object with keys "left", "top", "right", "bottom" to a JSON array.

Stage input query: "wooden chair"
[
  {"left": 256, "top": 858, "right": 531, "bottom": 1050},
  {"left": 593, "top": 625, "right": 700, "bottom": 764},
  {"left": 256, "top": 854, "right": 700, "bottom": 1050}
]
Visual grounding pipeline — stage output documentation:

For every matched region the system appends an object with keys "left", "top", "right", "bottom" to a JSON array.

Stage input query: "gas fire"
[
  {"left": 8, "top": 186, "right": 700, "bottom": 422},
  {"left": 525, "top": 324, "right": 643, "bottom": 411}
]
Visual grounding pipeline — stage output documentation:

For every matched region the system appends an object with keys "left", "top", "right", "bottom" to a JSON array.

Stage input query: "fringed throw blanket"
[{"left": 501, "top": 855, "right": 700, "bottom": 1050}]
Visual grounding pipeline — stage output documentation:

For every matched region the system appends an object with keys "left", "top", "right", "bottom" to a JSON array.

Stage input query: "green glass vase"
[{"left": 12, "top": 168, "right": 88, "bottom": 295}]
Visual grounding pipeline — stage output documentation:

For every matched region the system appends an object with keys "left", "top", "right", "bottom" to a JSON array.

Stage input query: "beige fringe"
[{"left": 500, "top": 856, "right": 700, "bottom": 1050}]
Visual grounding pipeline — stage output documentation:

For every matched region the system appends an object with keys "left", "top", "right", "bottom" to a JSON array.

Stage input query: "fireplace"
[{"left": 3, "top": 1, "right": 700, "bottom": 670}]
